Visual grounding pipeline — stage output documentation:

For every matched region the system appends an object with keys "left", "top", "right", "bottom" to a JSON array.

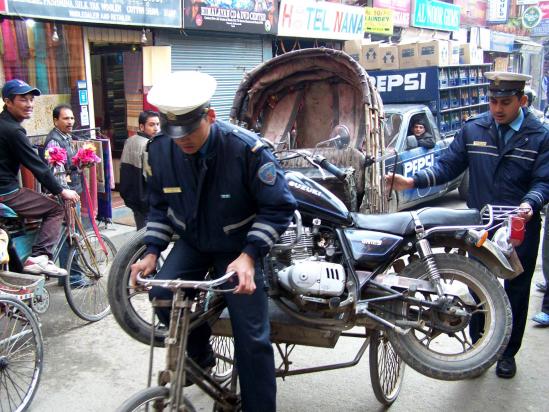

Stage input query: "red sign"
[
  {"left": 373, "top": 0, "right": 410, "bottom": 27},
  {"left": 0, "top": 0, "right": 6, "bottom": 13},
  {"left": 453, "top": 0, "right": 487, "bottom": 26},
  {"left": 540, "top": 1, "right": 549, "bottom": 19}
]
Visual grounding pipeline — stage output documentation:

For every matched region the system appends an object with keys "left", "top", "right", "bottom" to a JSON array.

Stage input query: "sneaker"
[
  {"left": 24, "top": 255, "right": 68, "bottom": 277},
  {"left": 532, "top": 312, "right": 549, "bottom": 327}
]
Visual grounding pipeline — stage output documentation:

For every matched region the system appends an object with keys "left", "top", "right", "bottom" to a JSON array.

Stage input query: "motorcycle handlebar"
[{"left": 313, "top": 155, "right": 347, "bottom": 182}]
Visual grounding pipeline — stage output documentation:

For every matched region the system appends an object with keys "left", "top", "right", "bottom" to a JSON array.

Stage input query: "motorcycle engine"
[
  {"left": 272, "top": 226, "right": 346, "bottom": 297},
  {"left": 277, "top": 260, "right": 345, "bottom": 296}
]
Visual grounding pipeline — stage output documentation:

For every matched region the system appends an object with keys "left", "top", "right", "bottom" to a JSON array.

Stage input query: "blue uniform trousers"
[
  {"left": 149, "top": 238, "right": 276, "bottom": 412},
  {"left": 540, "top": 215, "right": 549, "bottom": 313}
]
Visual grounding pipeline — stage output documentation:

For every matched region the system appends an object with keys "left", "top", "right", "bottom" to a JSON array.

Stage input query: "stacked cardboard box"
[{"left": 417, "top": 39, "right": 449, "bottom": 67}]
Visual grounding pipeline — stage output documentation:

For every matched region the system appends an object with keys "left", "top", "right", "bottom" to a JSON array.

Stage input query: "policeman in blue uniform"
[
  {"left": 386, "top": 72, "right": 549, "bottom": 379},
  {"left": 130, "top": 71, "right": 297, "bottom": 411}
]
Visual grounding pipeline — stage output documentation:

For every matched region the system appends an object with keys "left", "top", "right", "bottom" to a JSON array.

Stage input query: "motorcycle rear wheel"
[
  {"left": 369, "top": 329, "right": 405, "bottom": 405},
  {"left": 385, "top": 253, "right": 512, "bottom": 381}
]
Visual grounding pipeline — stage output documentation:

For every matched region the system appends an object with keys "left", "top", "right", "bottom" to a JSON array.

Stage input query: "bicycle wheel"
[
  {"left": 369, "top": 329, "right": 405, "bottom": 406},
  {"left": 64, "top": 232, "right": 117, "bottom": 321},
  {"left": 0, "top": 295, "right": 43, "bottom": 412},
  {"left": 117, "top": 386, "right": 196, "bottom": 412}
]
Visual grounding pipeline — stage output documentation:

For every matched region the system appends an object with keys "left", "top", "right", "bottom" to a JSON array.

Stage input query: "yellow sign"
[{"left": 364, "top": 7, "right": 393, "bottom": 35}]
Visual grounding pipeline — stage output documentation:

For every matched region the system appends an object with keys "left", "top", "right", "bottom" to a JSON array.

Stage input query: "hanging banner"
[
  {"left": 278, "top": 0, "right": 365, "bottom": 40},
  {"left": 373, "top": 0, "right": 410, "bottom": 27},
  {"left": 365, "top": 7, "right": 393, "bottom": 35},
  {"left": 183, "top": 0, "right": 277, "bottom": 34},
  {"left": 411, "top": 0, "right": 461, "bottom": 32},
  {"left": 487, "top": 0, "right": 509, "bottom": 23},
  {"left": 3, "top": 0, "right": 182, "bottom": 27}
]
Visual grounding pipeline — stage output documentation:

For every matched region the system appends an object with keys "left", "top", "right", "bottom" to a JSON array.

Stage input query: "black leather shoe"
[{"left": 496, "top": 357, "right": 516, "bottom": 379}]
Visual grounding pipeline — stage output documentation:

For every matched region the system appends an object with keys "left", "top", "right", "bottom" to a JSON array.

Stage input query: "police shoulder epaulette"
[
  {"left": 229, "top": 126, "right": 265, "bottom": 153},
  {"left": 465, "top": 114, "right": 480, "bottom": 123}
]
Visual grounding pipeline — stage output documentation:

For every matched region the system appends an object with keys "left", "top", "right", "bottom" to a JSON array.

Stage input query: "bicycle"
[
  {"left": 117, "top": 271, "right": 404, "bottom": 411},
  {"left": 0, "top": 294, "right": 44, "bottom": 412},
  {"left": 0, "top": 199, "right": 117, "bottom": 321}
]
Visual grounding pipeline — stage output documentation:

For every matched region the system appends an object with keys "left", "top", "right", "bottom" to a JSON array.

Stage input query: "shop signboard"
[
  {"left": 183, "top": 0, "right": 277, "bottom": 34},
  {"left": 364, "top": 7, "right": 393, "bottom": 35},
  {"left": 489, "top": 31, "right": 514, "bottom": 53},
  {"left": 453, "top": 0, "right": 487, "bottom": 27},
  {"left": 540, "top": 1, "right": 549, "bottom": 19},
  {"left": 0, "top": 0, "right": 7, "bottom": 13},
  {"left": 531, "top": 18, "right": 549, "bottom": 36},
  {"left": 487, "top": 0, "right": 509, "bottom": 23},
  {"left": 522, "top": 6, "right": 542, "bottom": 29},
  {"left": 370, "top": 66, "right": 439, "bottom": 104},
  {"left": 278, "top": 0, "right": 365, "bottom": 40},
  {"left": 373, "top": 0, "right": 410, "bottom": 28},
  {"left": 411, "top": 0, "right": 461, "bottom": 32},
  {"left": 3, "top": 0, "right": 182, "bottom": 27}
]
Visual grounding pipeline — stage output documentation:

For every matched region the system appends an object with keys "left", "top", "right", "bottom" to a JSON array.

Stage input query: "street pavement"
[{"left": 27, "top": 193, "right": 549, "bottom": 412}]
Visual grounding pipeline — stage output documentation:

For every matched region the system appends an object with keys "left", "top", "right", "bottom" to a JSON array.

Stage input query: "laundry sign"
[{"left": 365, "top": 7, "right": 394, "bottom": 35}]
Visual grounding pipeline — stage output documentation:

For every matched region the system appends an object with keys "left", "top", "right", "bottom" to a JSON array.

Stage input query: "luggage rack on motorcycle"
[{"left": 422, "top": 204, "right": 525, "bottom": 237}]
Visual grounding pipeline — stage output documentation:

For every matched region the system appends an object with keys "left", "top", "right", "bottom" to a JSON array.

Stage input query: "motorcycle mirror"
[{"left": 329, "top": 124, "right": 351, "bottom": 149}]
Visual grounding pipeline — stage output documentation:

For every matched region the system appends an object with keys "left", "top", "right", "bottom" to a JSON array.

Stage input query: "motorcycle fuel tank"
[
  {"left": 343, "top": 229, "right": 403, "bottom": 270},
  {"left": 285, "top": 171, "right": 349, "bottom": 224}
]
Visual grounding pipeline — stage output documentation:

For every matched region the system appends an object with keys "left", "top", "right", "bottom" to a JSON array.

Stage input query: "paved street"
[{"left": 28, "top": 191, "right": 549, "bottom": 412}]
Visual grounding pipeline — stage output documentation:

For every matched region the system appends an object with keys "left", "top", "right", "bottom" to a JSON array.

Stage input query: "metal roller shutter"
[{"left": 157, "top": 32, "right": 266, "bottom": 120}]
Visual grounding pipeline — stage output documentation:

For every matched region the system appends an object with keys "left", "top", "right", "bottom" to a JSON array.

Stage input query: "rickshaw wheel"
[{"left": 369, "top": 328, "right": 405, "bottom": 406}]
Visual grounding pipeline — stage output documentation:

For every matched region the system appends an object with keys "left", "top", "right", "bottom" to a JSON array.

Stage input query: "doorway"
[{"left": 90, "top": 43, "right": 144, "bottom": 158}]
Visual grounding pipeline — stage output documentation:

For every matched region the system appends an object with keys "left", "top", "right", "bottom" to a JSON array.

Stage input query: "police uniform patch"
[
  {"left": 258, "top": 162, "right": 277, "bottom": 185},
  {"left": 473, "top": 141, "right": 487, "bottom": 146}
]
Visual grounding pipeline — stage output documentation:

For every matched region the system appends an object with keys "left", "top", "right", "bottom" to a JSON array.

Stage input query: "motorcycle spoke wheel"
[
  {"left": 210, "top": 335, "right": 235, "bottom": 383},
  {"left": 0, "top": 296, "right": 43, "bottom": 412},
  {"left": 386, "top": 254, "right": 512, "bottom": 380},
  {"left": 369, "top": 329, "right": 405, "bottom": 406}
]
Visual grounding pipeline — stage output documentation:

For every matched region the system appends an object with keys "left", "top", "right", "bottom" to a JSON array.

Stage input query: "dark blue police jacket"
[
  {"left": 414, "top": 108, "right": 549, "bottom": 212},
  {"left": 144, "top": 121, "right": 297, "bottom": 260}
]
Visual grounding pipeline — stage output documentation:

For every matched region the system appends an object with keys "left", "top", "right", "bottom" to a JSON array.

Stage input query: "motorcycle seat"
[{"left": 350, "top": 207, "right": 481, "bottom": 236}]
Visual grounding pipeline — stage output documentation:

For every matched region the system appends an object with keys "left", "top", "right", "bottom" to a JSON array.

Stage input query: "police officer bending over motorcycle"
[
  {"left": 130, "top": 71, "right": 297, "bottom": 411},
  {"left": 387, "top": 72, "right": 549, "bottom": 379}
]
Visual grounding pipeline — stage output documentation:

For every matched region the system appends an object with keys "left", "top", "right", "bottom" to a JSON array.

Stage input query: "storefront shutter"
[{"left": 156, "top": 32, "right": 266, "bottom": 120}]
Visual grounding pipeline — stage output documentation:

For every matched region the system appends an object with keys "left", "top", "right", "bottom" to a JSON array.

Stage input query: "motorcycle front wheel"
[{"left": 385, "top": 253, "right": 512, "bottom": 381}]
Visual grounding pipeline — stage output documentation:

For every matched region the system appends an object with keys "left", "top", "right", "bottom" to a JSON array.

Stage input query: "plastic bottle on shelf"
[
  {"left": 459, "top": 67, "right": 468, "bottom": 85},
  {"left": 471, "top": 87, "right": 478, "bottom": 104},
  {"left": 439, "top": 68, "right": 448, "bottom": 88},
  {"left": 470, "top": 67, "right": 477, "bottom": 84}
]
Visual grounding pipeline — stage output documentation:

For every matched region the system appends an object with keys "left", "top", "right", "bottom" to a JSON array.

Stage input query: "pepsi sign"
[{"left": 370, "top": 66, "right": 439, "bottom": 104}]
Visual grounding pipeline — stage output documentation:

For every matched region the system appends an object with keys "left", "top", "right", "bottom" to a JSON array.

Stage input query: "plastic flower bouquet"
[
  {"left": 72, "top": 143, "right": 101, "bottom": 170},
  {"left": 44, "top": 146, "right": 67, "bottom": 168}
]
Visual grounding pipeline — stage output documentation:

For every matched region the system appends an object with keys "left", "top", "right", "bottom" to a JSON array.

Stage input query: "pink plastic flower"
[
  {"left": 45, "top": 147, "right": 67, "bottom": 167},
  {"left": 73, "top": 144, "right": 101, "bottom": 169}
]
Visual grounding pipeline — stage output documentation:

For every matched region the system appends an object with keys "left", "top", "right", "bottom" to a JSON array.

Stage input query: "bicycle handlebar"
[{"left": 136, "top": 271, "right": 237, "bottom": 292}]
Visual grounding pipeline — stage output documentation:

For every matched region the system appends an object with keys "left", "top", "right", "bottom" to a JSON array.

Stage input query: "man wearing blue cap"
[
  {"left": 130, "top": 71, "right": 297, "bottom": 410},
  {"left": 386, "top": 72, "right": 549, "bottom": 379},
  {"left": 0, "top": 79, "right": 80, "bottom": 276}
]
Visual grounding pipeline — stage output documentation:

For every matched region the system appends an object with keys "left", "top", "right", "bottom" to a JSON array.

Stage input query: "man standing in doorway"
[
  {"left": 386, "top": 72, "right": 549, "bottom": 379},
  {"left": 119, "top": 110, "right": 160, "bottom": 230}
]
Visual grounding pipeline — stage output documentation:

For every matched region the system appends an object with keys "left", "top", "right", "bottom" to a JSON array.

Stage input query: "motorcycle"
[{"left": 108, "top": 129, "right": 519, "bottom": 384}]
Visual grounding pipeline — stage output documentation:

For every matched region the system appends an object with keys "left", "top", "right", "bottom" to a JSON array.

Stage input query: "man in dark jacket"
[
  {"left": 44, "top": 104, "right": 83, "bottom": 193},
  {"left": 386, "top": 72, "right": 549, "bottom": 379},
  {"left": 0, "top": 79, "right": 80, "bottom": 276},
  {"left": 130, "top": 71, "right": 297, "bottom": 411},
  {"left": 119, "top": 110, "right": 160, "bottom": 230},
  {"left": 406, "top": 118, "right": 435, "bottom": 150}
]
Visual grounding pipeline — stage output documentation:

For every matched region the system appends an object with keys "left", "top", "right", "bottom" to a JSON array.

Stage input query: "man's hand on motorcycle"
[
  {"left": 384, "top": 173, "right": 415, "bottom": 191},
  {"left": 227, "top": 252, "right": 256, "bottom": 295},
  {"left": 130, "top": 253, "right": 158, "bottom": 288}
]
